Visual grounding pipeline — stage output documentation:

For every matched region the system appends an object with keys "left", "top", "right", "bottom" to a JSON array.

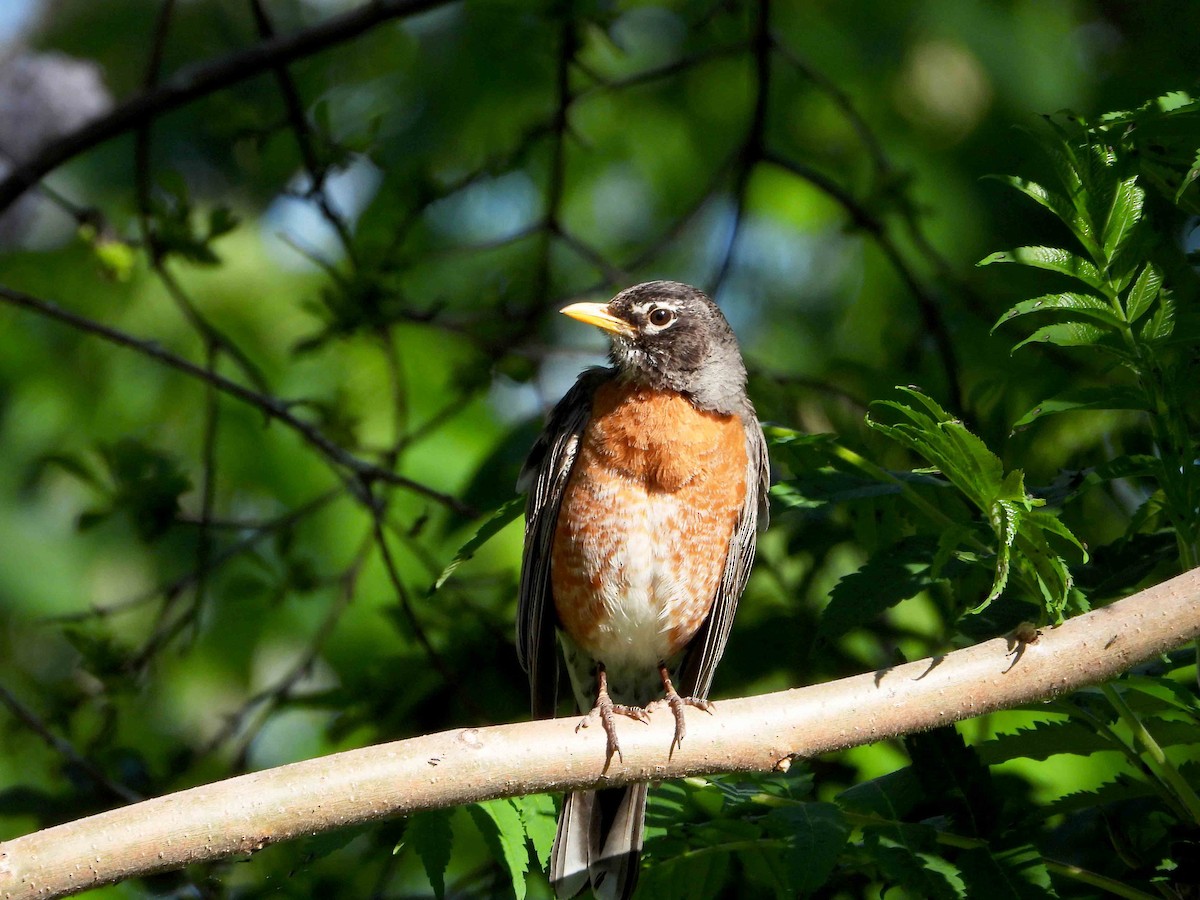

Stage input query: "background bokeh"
[{"left": 1, "top": 1, "right": 1198, "bottom": 897}]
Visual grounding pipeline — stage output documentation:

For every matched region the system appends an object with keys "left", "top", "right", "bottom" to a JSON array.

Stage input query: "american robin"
[{"left": 517, "top": 281, "right": 769, "bottom": 900}]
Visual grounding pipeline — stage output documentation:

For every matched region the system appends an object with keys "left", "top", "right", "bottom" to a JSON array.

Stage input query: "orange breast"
[{"left": 550, "top": 380, "right": 748, "bottom": 670}]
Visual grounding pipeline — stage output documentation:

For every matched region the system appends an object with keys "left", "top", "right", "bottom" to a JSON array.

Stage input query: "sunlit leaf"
[
  {"left": 1124, "top": 262, "right": 1163, "bottom": 323},
  {"left": 992, "top": 291, "right": 1122, "bottom": 332},
  {"left": 977, "top": 246, "right": 1105, "bottom": 291},
  {"left": 468, "top": 800, "right": 529, "bottom": 900}
]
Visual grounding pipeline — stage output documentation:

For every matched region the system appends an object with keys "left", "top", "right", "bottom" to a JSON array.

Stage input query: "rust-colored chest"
[{"left": 549, "top": 380, "right": 748, "bottom": 673}]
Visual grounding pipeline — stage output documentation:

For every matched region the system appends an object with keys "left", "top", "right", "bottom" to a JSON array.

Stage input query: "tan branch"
[{"left": 3, "top": 568, "right": 1198, "bottom": 900}]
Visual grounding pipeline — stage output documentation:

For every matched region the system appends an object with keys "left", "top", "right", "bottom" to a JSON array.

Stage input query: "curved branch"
[
  {"left": 0, "top": 283, "right": 472, "bottom": 514},
  {"left": 0, "top": 0, "right": 456, "bottom": 213},
  {"left": 3, "top": 567, "right": 1199, "bottom": 900}
]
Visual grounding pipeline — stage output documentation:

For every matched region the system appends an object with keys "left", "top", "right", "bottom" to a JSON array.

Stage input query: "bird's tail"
[{"left": 549, "top": 784, "right": 648, "bottom": 900}]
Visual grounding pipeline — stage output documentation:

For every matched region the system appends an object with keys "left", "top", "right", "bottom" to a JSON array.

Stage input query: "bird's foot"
[
  {"left": 650, "top": 664, "right": 714, "bottom": 749},
  {"left": 577, "top": 668, "right": 650, "bottom": 762}
]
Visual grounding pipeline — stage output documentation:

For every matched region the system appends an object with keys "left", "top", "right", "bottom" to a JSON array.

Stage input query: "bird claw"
[
  {"left": 578, "top": 687, "right": 650, "bottom": 763},
  {"left": 648, "top": 693, "right": 714, "bottom": 749}
]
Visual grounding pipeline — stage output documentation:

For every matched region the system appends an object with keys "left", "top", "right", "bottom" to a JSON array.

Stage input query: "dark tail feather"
[
  {"left": 550, "top": 785, "right": 647, "bottom": 900},
  {"left": 551, "top": 790, "right": 599, "bottom": 898}
]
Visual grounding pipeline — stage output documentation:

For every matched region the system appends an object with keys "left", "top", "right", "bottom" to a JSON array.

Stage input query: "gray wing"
[
  {"left": 517, "top": 368, "right": 611, "bottom": 719},
  {"left": 678, "top": 401, "right": 770, "bottom": 699}
]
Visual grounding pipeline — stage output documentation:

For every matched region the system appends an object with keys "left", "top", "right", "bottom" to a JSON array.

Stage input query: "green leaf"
[
  {"left": 1011, "top": 386, "right": 1150, "bottom": 430},
  {"left": 837, "top": 769, "right": 923, "bottom": 820},
  {"left": 403, "top": 809, "right": 454, "bottom": 900},
  {"left": 512, "top": 794, "right": 558, "bottom": 870},
  {"left": 468, "top": 799, "right": 529, "bottom": 900},
  {"left": 1045, "top": 772, "right": 1158, "bottom": 816},
  {"left": 1011, "top": 320, "right": 1111, "bottom": 352},
  {"left": 1120, "top": 676, "right": 1200, "bottom": 719},
  {"left": 992, "top": 291, "right": 1123, "bottom": 332},
  {"left": 821, "top": 537, "right": 946, "bottom": 638},
  {"left": 977, "top": 246, "right": 1105, "bottom": 291},
  {"left": 1100, "top": 173, "right": 1145, "bottom": 259},
  {"left": 100, "top": 438, "right": 192, "bottom": 542},
  {"left": 865, "top": 826, "right": 967, "bottom": 899},
  {"left": 1124, "top": 262, "right": 1163, "bottom": 323},
  {"left": 958, "top": 844, "right": 1057, "bottom": 899},
  {"left": 1140, "top": 293, "right": 1176, "bottom": 343},
  {"left": 983, "top": 175, "right": 1099, "bottom": 255},
  {"left": 640, "top": 843, "right": 731, "bottom": 900},
  {"left": 868, "top": 388, "right": 1086, "bottom": 618},
  {"left": 977, "top": 718, "right": 1113, "bottom": 764},
  {"left": 427, "top": 497, "right": 524, "bottom": 597},
  {"left": 765, "top": 802, "right": 850, "bottom": 894}
]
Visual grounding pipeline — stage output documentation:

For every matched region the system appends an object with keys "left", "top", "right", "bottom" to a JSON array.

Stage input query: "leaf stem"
[{"left": 1101, "top": 683, "right": 1200, "bottom": 824}]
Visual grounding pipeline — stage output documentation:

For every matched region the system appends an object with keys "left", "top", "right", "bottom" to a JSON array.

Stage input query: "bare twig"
[
  {"left": 0, "top": 284, "right": 473, "bottom": 515},
  {"left": 0, "top": 0, "right": 458, "bottom": 213},
  {"left": 762, "top": 151, "right": 964, "bottom": 411},
  {"left": 0, "top": 685, "right": 142, "bottom": 805},
  {"left": 4, "top": 567, "right": 1199, "bottom": 900}
]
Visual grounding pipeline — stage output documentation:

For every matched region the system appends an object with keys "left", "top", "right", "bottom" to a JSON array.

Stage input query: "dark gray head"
[{"left": 561, "top": 281, "right": 748, "bottom": 414}]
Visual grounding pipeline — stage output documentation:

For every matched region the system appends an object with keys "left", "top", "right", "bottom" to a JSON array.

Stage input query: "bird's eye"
[{"left": 648, "top": 307, "right": 675, "bottom": 327}]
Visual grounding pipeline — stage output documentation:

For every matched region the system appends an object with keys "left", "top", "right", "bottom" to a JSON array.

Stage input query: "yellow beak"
[{"left": 560, "top": 301, "right": 637, "bottom": 338}]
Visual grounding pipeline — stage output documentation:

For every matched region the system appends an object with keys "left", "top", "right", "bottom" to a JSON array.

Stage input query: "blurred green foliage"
[{"left": 1, "top": 0, "right": 1199, "bottom": 897}]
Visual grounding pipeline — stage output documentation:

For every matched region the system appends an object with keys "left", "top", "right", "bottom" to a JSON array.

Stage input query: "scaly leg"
[
  {"left": 651, "top": 663, "right": 713, "bottom": 749},
  {"left": 576, "top": 664, "right": 649, "bottom": 761}
]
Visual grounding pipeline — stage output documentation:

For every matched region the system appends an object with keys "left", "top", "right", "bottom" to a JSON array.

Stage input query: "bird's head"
[{"left": 561, "top": 281, "right": 747, "bottom": 414}]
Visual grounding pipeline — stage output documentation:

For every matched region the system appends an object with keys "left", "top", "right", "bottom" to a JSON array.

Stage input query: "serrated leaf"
[
  {"left": 427, "top": 497, "right": 523, "bottom": 597},
  {"left": 866, "top": 827, "right": 967, "bottom": 900},
  {"left": 402, "top": 810, "right": 453, "bottom": 899},
  {"left": 1045, "top": 772, "right": 1157, "bottom": 816},
  {"left": 512, "top": 793, "right": 557, "bottom": 870},
  {"left": 821, "top": 537, "right": 943, "bottom": 637},
  {"left": 1140, "top": 293, "right": 1175, "bottom": 342},
  {"left": 977, "top": 247, "right": 1104, "bottom": 291},
  {"left": 837, "top": 768, "right": 924, "bottom": 819},
  {"left": 992, "top": 291, "right": 1122, "bottom": 332},
  {"left": 1101, "top": 174, "right": 1144, "bottom": 259},
  {"left": 906, "top": 727, "right": 999, "bottom": 837},
  {"left": 1120, "top": 676, "right": 1200, "bottom": 719},
  {"left": 958, "top": 844, "right": 1057, "bottom": 899},
  {"left": 468, "top": 799, "right": 529, "bottom": 900},
  {"left": 984, "top": 175, "right": 1098, "bottom": 254},
  {"left": 766, "top": 802, "right": 849, "bottom": 894},
  {"left": 1011, "top": 386, "right": 1150, "bottom": 430},
  {"left": 1124, "top": 262, "right": 1163, "bottom": 323},
  {"left": 977, "top": 719, "right": 1112, "bottom": 764}
]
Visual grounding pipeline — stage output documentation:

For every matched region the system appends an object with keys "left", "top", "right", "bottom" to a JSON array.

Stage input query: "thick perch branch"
[{"left": 3, "top": 568, "right": 1198, "bottom": 899}]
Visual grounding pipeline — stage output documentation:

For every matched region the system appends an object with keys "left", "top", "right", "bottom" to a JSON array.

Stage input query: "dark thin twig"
[
  {"left": 46, "top": 489, "right": 345, "bottom": 624},
  {"left": 529, "top": 4, "right": 577, "bottom": 311},
  {"left": 761, "top": 151, "right": 964, "bottom": 411},
  {"left": 0, "top": 0, "right": 458, "bottom": 212},
  {"left": 570, "top": 42, "right": 747, "bottom": 104},
  {"left": 707, "top": 0, "right": 771, "bottom": 297},
  {"left": 202, "top": 532, "right": 373, "bottom": 760},
  {"left": 0, "top": 684, "right": 142, "bottom": 804},
  {"left": 0, "top": 284, "right": 474, "bottom": 514},
  {"left": 368, "top": 499, "right": 487, "bottom": 721},
  {"left": 247, "top": 0, "right": 360, "bottom": 268}
]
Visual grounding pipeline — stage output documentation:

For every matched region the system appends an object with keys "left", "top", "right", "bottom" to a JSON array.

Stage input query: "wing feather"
[
  {"left": 517, "top": 368, "right": 612, "bottom": 718},
  {"left": 678, "top": 402, "right": 769, "bottom": 699}
]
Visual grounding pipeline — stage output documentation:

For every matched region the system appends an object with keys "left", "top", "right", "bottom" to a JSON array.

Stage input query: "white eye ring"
[{"left": 648, "top": 307, "right": 675, "bottom": 327}]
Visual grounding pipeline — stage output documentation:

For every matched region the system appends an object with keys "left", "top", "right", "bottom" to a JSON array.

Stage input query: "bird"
[{"left": 517, "top": 281, "right": 769, "bottom": 900}]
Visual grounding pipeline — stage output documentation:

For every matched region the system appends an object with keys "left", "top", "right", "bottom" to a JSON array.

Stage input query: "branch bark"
[
  {"left": 3, "top": 567, "right": 1198, "bottom": 900},
  {"left": 0, "top": 0, "right": 456, "bottom": 213}
]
